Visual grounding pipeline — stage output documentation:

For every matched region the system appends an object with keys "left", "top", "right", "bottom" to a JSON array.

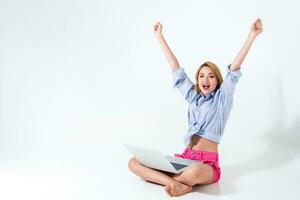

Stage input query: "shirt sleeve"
[
  {"left": 172, "top": 68, "right": 197, "bottom": 103},
  {"left": 219, "top": 64, "right": 242, "bottom": 104}
]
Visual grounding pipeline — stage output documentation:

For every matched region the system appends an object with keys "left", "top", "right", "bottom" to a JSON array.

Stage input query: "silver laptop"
[{"left": 125, "top": 144, "right": 198, "bottom": 174}]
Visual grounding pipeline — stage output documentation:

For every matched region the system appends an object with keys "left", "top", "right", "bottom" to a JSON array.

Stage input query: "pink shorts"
[{"left": 175, "top": 147, "right": 221, "bottom": 183}]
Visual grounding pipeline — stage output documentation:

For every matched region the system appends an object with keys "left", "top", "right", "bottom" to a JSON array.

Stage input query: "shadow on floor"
[{"left": 194, "top": 77, "right": 300, "bottom": 195}]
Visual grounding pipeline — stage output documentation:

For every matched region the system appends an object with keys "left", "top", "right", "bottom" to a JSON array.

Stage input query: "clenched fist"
[
  {"left": 153, "top": 22, "right": 163, "bottom": 37},
  {"left": 250, "top": 18, "right": 263, "bottom": 37}
]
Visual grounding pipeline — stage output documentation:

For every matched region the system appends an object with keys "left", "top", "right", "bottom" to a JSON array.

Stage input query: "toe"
[{"left": 164, "top": 185, "right": 171, "bottom": 196}]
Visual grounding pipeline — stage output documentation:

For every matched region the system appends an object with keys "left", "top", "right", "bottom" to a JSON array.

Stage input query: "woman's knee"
[
  {"left": 184, "top": 164, "right": 203, "bottom": 177},
  {"left": 181, "top": 164, "right": 212, "bottom": 185},
  {"left": 192, "top": 164, "right": 214, "bottom": 184},
  {"left": 128, "top": 157, "right": 140, "bottom": 172}
]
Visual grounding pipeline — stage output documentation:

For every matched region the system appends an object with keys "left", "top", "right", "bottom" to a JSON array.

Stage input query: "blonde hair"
[{"left": 195, "top": 61, "right": 223, "bottom": 93}]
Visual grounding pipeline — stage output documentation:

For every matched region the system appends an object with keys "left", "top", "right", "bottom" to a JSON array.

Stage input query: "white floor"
[
  {"left": 1, "top": 134, "right": 300, "bottom": 200},
  {"left": 1, "top": 0, "right": 300, "bottom": 199}
]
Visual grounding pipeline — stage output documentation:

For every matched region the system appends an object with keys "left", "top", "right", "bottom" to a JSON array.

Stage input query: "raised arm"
[
  {"left": 153, "top": 22, "right": 180, "bottom": 71},
  {"left": 230, "top": 18, "right": 263, "bottom": 72}
]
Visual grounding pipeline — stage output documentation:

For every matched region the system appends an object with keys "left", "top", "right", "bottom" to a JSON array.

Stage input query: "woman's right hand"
[
  {"left": 153, "top": 22, "right": 163, "bottom": 37},
  {"left": 152, "top": 22, "right": 180, "bottom": 71}
]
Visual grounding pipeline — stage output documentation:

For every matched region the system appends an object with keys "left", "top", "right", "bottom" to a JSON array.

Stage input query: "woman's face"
[{"left": 198, "top": 66, "right": 218, "bottom": 96}]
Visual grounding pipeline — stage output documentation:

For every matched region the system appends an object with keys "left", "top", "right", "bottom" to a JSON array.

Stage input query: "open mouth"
[{"left": 202, "top": 85, "right": 210, "bottom": 90}]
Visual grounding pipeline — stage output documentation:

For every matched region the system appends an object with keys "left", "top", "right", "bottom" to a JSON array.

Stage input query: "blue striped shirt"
[{"left": 172, "top": 64, "right": 242, "bottom": 145}]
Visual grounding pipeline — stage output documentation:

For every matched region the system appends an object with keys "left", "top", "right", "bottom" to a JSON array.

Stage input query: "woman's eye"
[
  {"left": 199, "top": 76, "right": 204, "bottom": 78},
  {"left": 209, "top": 76, "right": 215, "bottom": 78}
]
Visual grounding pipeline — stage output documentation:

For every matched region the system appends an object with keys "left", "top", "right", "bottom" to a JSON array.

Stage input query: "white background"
[{"left": 0, "top": 0, "right": 300, "bottom": 199}]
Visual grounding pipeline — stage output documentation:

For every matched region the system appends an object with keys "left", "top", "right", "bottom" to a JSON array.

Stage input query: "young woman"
[{"left": 128, "top": 18, "right": 263, "bottom": 197}]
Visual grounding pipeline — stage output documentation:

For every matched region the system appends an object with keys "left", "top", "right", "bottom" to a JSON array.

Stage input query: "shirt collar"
[{"left": 200, "top": 91, "right": 216, "bottom": 100}]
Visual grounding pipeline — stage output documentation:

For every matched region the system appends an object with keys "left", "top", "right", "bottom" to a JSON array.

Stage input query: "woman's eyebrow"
[{"left": 199, "top": 73, "right": 215, "bottom": 75}]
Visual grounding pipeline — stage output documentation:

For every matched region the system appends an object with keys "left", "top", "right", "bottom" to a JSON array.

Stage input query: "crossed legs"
[{"left": 128, "top": 157, "right": 214, "bottom": 197}]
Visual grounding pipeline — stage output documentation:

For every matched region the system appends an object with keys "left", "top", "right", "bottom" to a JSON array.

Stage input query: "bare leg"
[
  {"left": 160, "top": 163, "right": 214, "bottom": 197},
  {"left": 172, "top": 162, "right": 214, "bottom": 186},
  {"left": 128, "top": 157, "right": 192, "bottom": 196}
]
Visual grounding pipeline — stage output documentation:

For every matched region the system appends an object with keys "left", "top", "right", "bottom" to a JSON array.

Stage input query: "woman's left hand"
[{"left": 250, "top": 18, "right": 263, "bottom": 37}]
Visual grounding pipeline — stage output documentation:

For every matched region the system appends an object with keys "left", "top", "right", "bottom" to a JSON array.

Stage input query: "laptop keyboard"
[{"left": 170, "top": 162, "right": 187, "bottom": 171}]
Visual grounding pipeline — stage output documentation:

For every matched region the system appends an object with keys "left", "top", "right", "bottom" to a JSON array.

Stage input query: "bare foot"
[
  {"left": 164, "top": 185, "right": 172, "bottom": 196},
  {"left": 164, "top": 182, "right": 192, "bottom": 197}
]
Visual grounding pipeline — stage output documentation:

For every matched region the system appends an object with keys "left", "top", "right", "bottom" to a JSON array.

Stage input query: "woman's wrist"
[
  {"left": 156, "top": 33, "right": 163, "bottom": 40},
  {"left": 247, "top": 32, "right": 257, "bottom": 41}
]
